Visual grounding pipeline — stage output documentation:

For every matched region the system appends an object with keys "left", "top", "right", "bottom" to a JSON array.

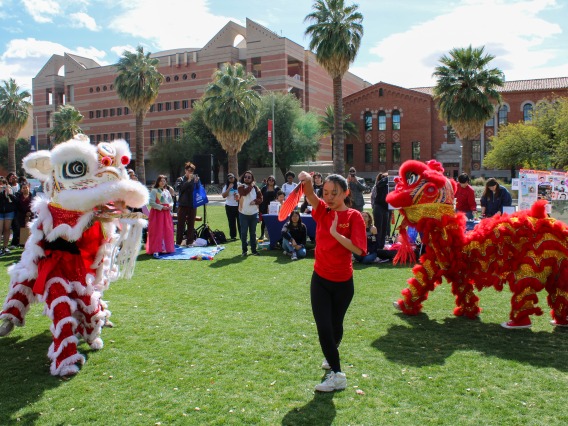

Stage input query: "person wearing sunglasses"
[
  {"left": 221, "top": 173, "right": 240, "bottom": 240},
  {"left": 237, "top": 171, "right": 263, "bottom": 256},
  {"left": 259, "top": 175, "right": 280, "bottom": 239}
]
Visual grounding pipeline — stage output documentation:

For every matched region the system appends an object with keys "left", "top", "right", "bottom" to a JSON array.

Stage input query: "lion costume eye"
[
  {"left": 406, "top": 172, "right": 419, "bottom": 186},
  {"left": 63, "top": 160, "right": 87, "bottom": 179}
]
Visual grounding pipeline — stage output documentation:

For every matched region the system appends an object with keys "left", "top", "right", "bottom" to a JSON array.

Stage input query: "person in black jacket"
[
  {"left": 281, "top": 210, "right": 307, "bottom": 261},
  {"left": 175, "top": 162, "right": 200, "bottom": 246},
  {"left": 0, "top": 176, "right": 17, "bottom": 255},
  {"left": 371, "top": 173, "right": 391, "bottom": 250}
]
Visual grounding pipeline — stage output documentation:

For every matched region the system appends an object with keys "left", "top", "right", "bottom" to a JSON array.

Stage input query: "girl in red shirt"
[
  {"left": 298, "top": 171, "right": 367, "bottom": 392},
  {"left": 455, "top": 173, "right": 477, "bottom": 220}
]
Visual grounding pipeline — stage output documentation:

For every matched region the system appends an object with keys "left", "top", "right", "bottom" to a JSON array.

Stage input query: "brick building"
[
  {"left": 31, "top": 18, "right": 369, "bottom": 173},
  {"left": 343, "top": 77, "right": 568, "bottom": 181}
]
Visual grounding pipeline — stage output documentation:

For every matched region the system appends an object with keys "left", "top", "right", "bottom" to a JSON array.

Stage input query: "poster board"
[{"left": 518, "top": 169, "right": 568, "bottom": 221}]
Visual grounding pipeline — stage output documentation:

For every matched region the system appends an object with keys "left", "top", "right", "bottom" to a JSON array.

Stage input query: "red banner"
[{"left": 267, "top": 119, "right": 273, "bottom": 153}]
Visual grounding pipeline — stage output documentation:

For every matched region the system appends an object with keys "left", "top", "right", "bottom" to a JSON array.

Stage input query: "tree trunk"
[
  {"left": 461, "top": 137, "right": 472, "bottom": 176},
  {"left": 135, "top": 111, "right": 146, "bottom": 184},
  {"left": 7, "top": 134, "right": 16, "bottom": 173},
  {"left": 333, "top": 76, "right": 344, "bottom": 175},
  {"left": 228, "top": 152, "right": 239, "bottom": 178}
]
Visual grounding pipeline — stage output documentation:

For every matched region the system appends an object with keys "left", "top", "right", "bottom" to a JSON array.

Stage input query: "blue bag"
[{"left": 193, "top": 183, "right": 209, "bottom": 207}]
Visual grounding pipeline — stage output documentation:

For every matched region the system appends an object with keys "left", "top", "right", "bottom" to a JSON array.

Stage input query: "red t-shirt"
[{"left": 312, "top": 199, "right": 367, "bottom": 282}]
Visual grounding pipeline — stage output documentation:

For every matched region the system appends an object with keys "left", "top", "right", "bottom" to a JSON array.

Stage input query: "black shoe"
[
  {"left": 241, "top": 252, "right": 248, "bottom": 257},
  {"left": 250, "top": 251, "right": 260, "bottom": 256}
]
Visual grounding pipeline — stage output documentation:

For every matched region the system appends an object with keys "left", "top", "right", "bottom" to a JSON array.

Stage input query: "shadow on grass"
[
  {"left": 373, "top": 313, "right": 568, "bottom": 370},
  {"left": 281, "top": 391, "right": 336, "bottom": 426},
  {"left": 0, "top": 331, "right": 64, "bottom": 423}
]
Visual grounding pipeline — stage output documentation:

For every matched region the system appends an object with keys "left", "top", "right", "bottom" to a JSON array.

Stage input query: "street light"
[{"left": 255, "top": 85, "right": 276, "bottom": 178}]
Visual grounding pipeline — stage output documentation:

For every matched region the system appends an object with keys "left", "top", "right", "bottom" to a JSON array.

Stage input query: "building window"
[
  {"left": 174, "top": 101, "right": 180, "bottom": 110},
  {"left": 46, "top": 111, "right": 51, "bottom": 127},
  {"left": 166, "top": 128, "right": 171, "bottom": 139},
  {"left": 346, "top": 144, "right": 354, "bottom": 165},
  {"left": 103, "top": 109, "right": 108, "bottom": 118},
  {"left": 378, "top": 143, "right": 387, "bottom": 163},
  {"left": 110, "top": 108, "right": 115, "bottom": 117},
  {"left": 174, "top": 75, "right": 179, "bottom": 81},
  {"left": 124, "top": 132, "right": 130, "bottom": 143},
  {"left": 378, "top": 111, "right": 386, "bottom": 131},
  {"left": 183, "top": 74, "right": 188, "bottom": 80},
  {"left": 150, "top": 130, "right": 156, "bottom": 145},
  {"left": 364, "top": 112, "right": 372, "bottom": 132},
  {"left": 96, "top": 110, "right": 101, "bottom": 118},
  {"left": 174, "top": 128, "right": 180, "bottom": 138},
  {"left": 251, "top": 57, "right": 261, "bottom": 78},
  {"left": 157, "top": 103, "right": 163, "bottom": 112},
  {"left": 379, "top": 88, "right": 384, "bottom": 97},
  {"left": 89, "top": 111, "right": 94, "bottom": 119},
  {"left": 117, "top": 132, "right": 122, "bottom": 139},
  {"left": 447, "top": 126, "right": 456, "bottom": 143},
  {"left": 97, "top": 134, "right": 102, "bottom": 142},
  {"left": 392, "top": 110, "right": 401, "bottom": 130},
  {"left": 191, "top": 73, "right": 196, "bottom": 79},
  {"left": 412, "top": 141, "right": 420, "bottom": 160},
  {"left": 103, "top": 134, "right": 108, "bottom": 141},
  {"left": 158, "top": 129, "right": 163, "bottom": 142},
  {"left": 150, "top": 105, "right": 155, "bottom": 113},
  {"left": 165, "top": 102, "right": 171, "bottom": 111},
  {"left": 523, "top": 103, "right": 533, "bottom": 122},
  {"left": 364, "top": 143, "right": 372, "bottom": 163},
  {"left": 165, "top": 76, "right": 171, "bottom": 82},
  {"left": 191, "top": 99, "right": 198, "bottom": 108},
  {"left": 498, "top": 105, "right": 508, "bottom": 126},
  {"left": 182, "top": 100, "right": 189, "bottom": 109},
  {"left": 392, "top": 142, "right": 401, "bottom": 163},
  {"left": 124, "top": 107, "right": 129, "bottom": 115},
  {"left": 110, "top": 133, "right": 115, "bottom": 140},
  {"left": 117, "top": 108, "right": 122, "bottom": 116},
  {"left": 472, "top": 140, "right": 481, "bottom": 161}
]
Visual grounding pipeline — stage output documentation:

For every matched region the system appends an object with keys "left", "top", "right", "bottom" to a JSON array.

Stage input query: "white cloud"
[
  {"left": 352, "top": 0, "right": 565, "bottom": 87},
  {"left": 22, "top": 0, "right": 61, "bottom": 23},
  {"left": 0, "top": 38, "right": 108, "bottom": 91},
  {"left": 110, "top": 44, "right": 137, "bottom": 57},
  {"left": 109, "top": 0, "right": 240, "bottom": 50},
  {"left": 70, "top": 12, "right": 99, "bottom": 31}
]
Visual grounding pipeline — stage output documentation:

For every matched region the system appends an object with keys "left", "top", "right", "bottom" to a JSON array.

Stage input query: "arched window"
[
  {"left": 364, "top": 111, "right": 372, "bottom": 132},
  {"left": 378, "top": 111, "right": 386, "bottom": 131},
  {"left": 392, "top": 110, "right": 401, "bottom": 130},
  {"left": 523, "top": 103, "right": 533, "bottom": 122},
  {"left": 498, "top": 105, "right": 508, "bottom": 126}
]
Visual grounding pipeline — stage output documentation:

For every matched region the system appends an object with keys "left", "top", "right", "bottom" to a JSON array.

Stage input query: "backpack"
[
  {"left": 212, "top": 229, "right": 227, "bottom": 244},
  {"left": 197, "top": 224, "right": 217, "bottom": 246}
]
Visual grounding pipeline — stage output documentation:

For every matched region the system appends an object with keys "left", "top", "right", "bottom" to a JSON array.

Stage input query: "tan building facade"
[
  {"left": 32, "top": 18, "right": 369, "bottom": 166},
  {"left": 343, "top": 77, "right": 568, "bottom": 180}
]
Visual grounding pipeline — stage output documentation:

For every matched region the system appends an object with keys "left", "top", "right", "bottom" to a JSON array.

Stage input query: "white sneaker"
[
  {"left": 321, "top": 358, "right": 331, "bottom": 370},
  {"left": 315, "top": 371, "right": 347, "bottom": 392},
  {"left": 291, "top": 252, "right": 298, "bottom": 261}
]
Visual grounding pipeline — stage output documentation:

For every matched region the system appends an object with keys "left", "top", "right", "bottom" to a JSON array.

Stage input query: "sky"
[{"left": 1, "top": 0, "right": 568, "bottom": 95}]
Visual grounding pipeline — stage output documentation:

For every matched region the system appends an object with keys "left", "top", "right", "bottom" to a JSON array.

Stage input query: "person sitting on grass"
[
  {"left": 281, "top": 210, "right": 307, "bottom": 261},
  {"left": 353, "top": 211, "right": 379, "bottom": 264}
]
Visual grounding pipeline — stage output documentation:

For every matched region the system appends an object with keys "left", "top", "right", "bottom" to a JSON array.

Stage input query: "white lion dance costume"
[{"left": 0, "top": 136, "right": 148, "bottom": 376}]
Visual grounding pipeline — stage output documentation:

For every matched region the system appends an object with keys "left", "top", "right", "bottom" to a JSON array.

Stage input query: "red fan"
[{"left": 278, "top": 182, "right": 304, "bottom": 221}]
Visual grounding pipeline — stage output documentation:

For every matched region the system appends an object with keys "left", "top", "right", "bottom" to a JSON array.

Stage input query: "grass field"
[{"left": 0, "top": 205, "right": 567, "bottom": 425}]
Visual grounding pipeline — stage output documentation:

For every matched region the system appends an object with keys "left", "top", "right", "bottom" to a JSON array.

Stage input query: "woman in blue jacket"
[{"left": 480, "top": 178, "right": 512, "bottom": 218}]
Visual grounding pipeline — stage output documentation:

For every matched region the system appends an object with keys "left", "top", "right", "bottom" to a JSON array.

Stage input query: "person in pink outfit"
[{"left": 146, "top": 175, "right": 175, "bottom": 258}]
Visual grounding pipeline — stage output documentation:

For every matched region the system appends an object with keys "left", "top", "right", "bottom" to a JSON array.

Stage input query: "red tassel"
[{"left": 393, "top": 227, "right": 416, "bottom": 265}]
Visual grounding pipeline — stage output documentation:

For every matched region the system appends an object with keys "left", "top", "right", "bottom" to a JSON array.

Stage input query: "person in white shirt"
[
  {"left": 281, "top": 171, "right": 298, "bottom": 199},
  {"left": 237, "top": 170, "right": 263, "bottom": 256},
  {"left": 221, "top": 173, "right": 240, "bottom": 240}
]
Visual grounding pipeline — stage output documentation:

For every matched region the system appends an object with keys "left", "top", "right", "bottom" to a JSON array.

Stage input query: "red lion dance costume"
[
  {"left": 389, "top": 160, "right": 568, "bottom": 329},
  {"left": 0, "top": 136, "right": 148, "bottom": 376}
]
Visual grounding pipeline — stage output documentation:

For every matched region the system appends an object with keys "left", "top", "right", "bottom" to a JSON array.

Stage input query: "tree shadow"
[
  {"left": 372, "top": 313, "right": 568, "bottom": 370},
  {"left": 281, "top": 391, "right": 336, "bottom": 426},
  {"left": 0, "top": 331, "right": 65, "bottom": 423}
]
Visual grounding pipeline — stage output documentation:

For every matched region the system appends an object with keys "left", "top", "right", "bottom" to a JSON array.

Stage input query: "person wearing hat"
[{"left": 221, "top": 173, "right": 240, "bottom": 240}]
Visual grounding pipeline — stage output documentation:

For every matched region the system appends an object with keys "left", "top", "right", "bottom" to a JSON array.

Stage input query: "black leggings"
[{"left": 310, "top": 271, "right": 354, "bottom": 373}]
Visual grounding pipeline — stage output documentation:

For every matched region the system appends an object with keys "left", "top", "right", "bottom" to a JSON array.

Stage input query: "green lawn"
[{"left": 0, "top": 205, "right": 566, "bottom": 425}]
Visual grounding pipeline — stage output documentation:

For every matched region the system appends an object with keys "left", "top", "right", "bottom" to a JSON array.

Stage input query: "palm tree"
[
  {"left": 114, "top": 46, "right": 164, "bottom": 184},
  {"left": 319, "top": 105, "right": 359, "bottom": 159},
  {"left": 48, "top": 104, "right": 84, "bottom": 144},
  {"left": 0, "top": 78, "right": 31, "bottom": 173},
  {"left": 433, "top": 45, "right": 504, "bottom": 175},
  {"left": 201, "top": 63, "right": 261, "bottom": 176},
  {"left": 305, "top": 0, "right": 363, "bottom": 174}
]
